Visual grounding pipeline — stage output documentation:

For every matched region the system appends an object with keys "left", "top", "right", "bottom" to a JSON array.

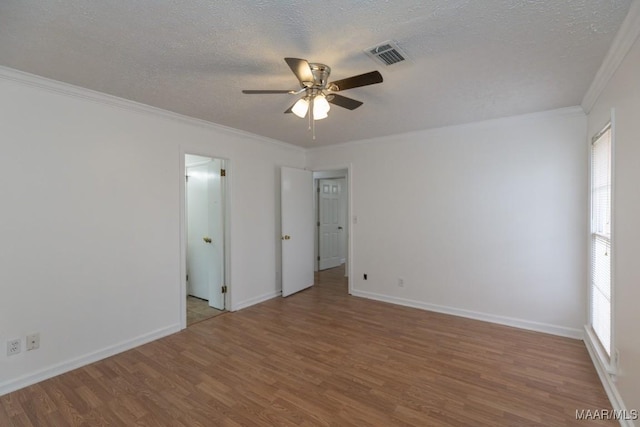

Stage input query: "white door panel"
[
  {"left": 186, "top": 159, "right": 224, "bottom": 309},
  {"left": 319, "top": 179, "right": 342, "bottom": 270},
  {"left": 187, "top": 163, "right": 210, "bottom": 300},
  {"left": 207, "top": 160, "right": 224, "bottom": 310},
  {"left": 281, "top": 167, "right": 314, "bottom": 297}
]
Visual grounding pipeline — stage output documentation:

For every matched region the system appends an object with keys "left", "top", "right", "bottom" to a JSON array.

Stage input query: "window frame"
[{"left": 588, "top": 119, "right": 615, "bottom": 369}]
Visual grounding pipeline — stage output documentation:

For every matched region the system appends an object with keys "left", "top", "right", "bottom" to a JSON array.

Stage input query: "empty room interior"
[{"left": 1, "top": 1, "right": 640, "bottom": 425}]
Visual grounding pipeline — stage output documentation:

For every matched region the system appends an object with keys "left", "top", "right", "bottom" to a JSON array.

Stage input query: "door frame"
[
  {"left": 316, "top": 178, "right": 343, "bottom": 271},
  {"left": 180, "top": 150, "right": 232, "bottom": 329},
  {"left": 311, "top": 164, "right": 353, "bottom": 295}
]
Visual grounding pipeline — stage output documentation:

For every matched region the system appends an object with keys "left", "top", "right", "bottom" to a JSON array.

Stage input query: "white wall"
[
  {"left": 307, "top": 108, "right": 588, "bottom": 337},
  {"left": 586, "top": 28, "right": 640, "bottom": 415},
  {"left": 0, "top": 56, "right": 628, "bottom": 407},
  {"left": 0, "top": 68, "right": 304, "bottom": 394}
]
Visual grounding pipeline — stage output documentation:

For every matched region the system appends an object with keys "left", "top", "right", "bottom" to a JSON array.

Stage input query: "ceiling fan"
[{"left": 242, "top": 58, "right": 383, "bottom": 137}]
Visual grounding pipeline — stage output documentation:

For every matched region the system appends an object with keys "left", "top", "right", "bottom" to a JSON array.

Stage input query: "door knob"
[
  {"left": 338, "top": 226, "right": 343, "bottom": 230},
  {"left": 203, "top": 237, "right": 212, "bottom": 243},
  {"left": 281, "top": 235, "right": 291, "bottom": 240}
]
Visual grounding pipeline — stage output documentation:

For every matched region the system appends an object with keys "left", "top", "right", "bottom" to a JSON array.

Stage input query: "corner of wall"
[{"left": 582, "top": 1, "right": 640, "bottom": 113}]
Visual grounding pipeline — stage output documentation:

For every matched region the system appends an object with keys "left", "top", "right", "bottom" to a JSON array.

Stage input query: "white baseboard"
[
  {"left": 350, "top": 289, "right": 583, "bottom": 339},
  {"left": 583, "top": 326, "right": 636, "bottom": 427},
  {"left": 232, "top": 290, "right": 281, "bottom": 311},
  {"left": 0, "top": 324, "right": 180, "bottom": 397}
]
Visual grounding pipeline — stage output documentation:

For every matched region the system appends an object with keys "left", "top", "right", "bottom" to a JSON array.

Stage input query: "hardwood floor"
[
  {"left": 187, "top": 296, "right": 225, "bottom": 326},
  {"left": 1, "top": 265, "right": 614, "bottom": 426}
]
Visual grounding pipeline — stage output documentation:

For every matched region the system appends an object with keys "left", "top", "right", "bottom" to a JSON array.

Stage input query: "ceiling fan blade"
[
  {"left": 284, "top": 102, "right": 295, "bottom": 114},
  {"left": 284, "top": 58, "right": 314, "bottom": 87},
  {"left": 327, "top": 94, "right": 363, "bottom": 110},
  {"left": 242, "top": 90, "right": 295, "bottom": 94},
  {"left": 328, "top": 70, "right": 383, "bottom": 91}
]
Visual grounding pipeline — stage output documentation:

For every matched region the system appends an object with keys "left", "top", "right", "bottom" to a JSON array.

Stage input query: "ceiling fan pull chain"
[{"left": 310, "top": 97, "right": 316, "bottom": 139}]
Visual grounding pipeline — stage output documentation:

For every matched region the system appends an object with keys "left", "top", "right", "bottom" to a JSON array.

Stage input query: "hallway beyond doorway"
[{"left": 187, "top": 296, "right": 225, "bottom": 326}]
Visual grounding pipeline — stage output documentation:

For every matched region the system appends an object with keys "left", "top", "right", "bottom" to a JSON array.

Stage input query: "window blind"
[{"left": 591, "top": 124, "right": 611, "bottom": 356}]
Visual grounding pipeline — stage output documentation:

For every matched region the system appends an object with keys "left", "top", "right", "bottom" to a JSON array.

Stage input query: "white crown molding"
[
  {"left": 582, "top": 1, "right": 640, "bottom": 114},
  {"left": 0, "top": 64, "right": 588, "bottom": 155},
  {"left": 307, "top": 106, "right": 586, "bottom": 153},
  {"left": 0, "top": 66, "right": 305, "bottom": 153}
]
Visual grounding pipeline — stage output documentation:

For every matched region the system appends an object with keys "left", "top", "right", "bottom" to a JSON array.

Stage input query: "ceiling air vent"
[{"left": 365, "top": 40, "right": 408, "bottom": 66}]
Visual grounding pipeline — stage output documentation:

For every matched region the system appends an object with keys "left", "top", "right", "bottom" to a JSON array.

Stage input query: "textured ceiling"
[{"left": 0, "top": 1, "right": 632, "bottom": 147}]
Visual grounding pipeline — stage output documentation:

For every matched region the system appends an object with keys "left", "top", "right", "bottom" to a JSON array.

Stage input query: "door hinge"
[
  {"left": 317, "top": 221, "right": 320, "bottom": 227},
  {"left": 221, "top": 285, "right": 228, "bottom": 294},
  {"left": 317, "top": 186, "right": 320, "bottom": 192},
  {"left": 220, "top": 169, "right": 226, "bottom": 177},
  {"left": 186, "top": 274, "right": 189, "bottom": 281},
  {"left": 185, "top": 175, "right": 189, "bottom": 182},
  {"left": 317, "top": 256, "right": 320, "bottom": 261}
]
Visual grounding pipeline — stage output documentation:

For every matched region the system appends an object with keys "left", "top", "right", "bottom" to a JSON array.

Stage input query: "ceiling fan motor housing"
[{"left": 308, "top": 63, "right": 331, "bottom": 89}]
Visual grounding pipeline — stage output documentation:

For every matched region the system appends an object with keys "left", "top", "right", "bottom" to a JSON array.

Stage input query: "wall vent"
[{"left": 365, "top": 40, "right": 408, "bottom": 66}]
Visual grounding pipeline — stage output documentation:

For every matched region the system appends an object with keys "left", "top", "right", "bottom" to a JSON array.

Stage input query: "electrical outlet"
[
  {"left": 26, "top": 333, "right": 40, "bottom": 351},
  {"left": 7, "top": 339, "right": 21, "bottom": 356},
  {"left": 398, "top": 277, "right": 404, "bottom": 287}
]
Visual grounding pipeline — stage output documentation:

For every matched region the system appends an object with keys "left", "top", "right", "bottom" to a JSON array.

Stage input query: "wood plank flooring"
[{"left": 1, "top": 266, "right": 614, "bottom": 426}]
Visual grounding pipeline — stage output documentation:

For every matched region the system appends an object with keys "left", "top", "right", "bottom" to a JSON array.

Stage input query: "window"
[{"left": 590, "top": 123, "right": 612, "bottom": 356}]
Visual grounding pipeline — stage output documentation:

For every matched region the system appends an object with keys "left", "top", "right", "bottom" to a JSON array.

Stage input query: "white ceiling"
[{"left": 0, "top": 1, "right": 632, "bottom": 148}]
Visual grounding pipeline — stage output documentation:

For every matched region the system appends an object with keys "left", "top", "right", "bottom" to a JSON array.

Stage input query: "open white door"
[
  {"left": 186, "top": 158, "right": 224, "bottom": 310},
  {"left": 281, "top": 166, "right": 314, "bottom": 297},
  {"left": 207, "top": 159, "right": 225, "bottom": 310},
  {"left": 318, "top": 179, "right": 342, "bottom": 270}
]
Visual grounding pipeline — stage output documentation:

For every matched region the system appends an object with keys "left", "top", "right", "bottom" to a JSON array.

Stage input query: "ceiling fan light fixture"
[
  {"left": 313, "top": 96, "right": 330, "bottom": 120},
  {"left": 292, "top": 98, "right": 309, "bottom": 118},
  {"left": 242, "top": 57, "right": 383, "bottom": 137}
]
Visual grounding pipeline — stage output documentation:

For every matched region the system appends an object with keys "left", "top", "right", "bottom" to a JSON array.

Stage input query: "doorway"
[
  {"left": 279, "top": 166, "right": 352, "bottom": 298},
  {"left": 313, "top": 169, "right": 349, "bottom": 286},
  {"left": 185, "top": 154, "right": 228, "bottom": 325}
]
